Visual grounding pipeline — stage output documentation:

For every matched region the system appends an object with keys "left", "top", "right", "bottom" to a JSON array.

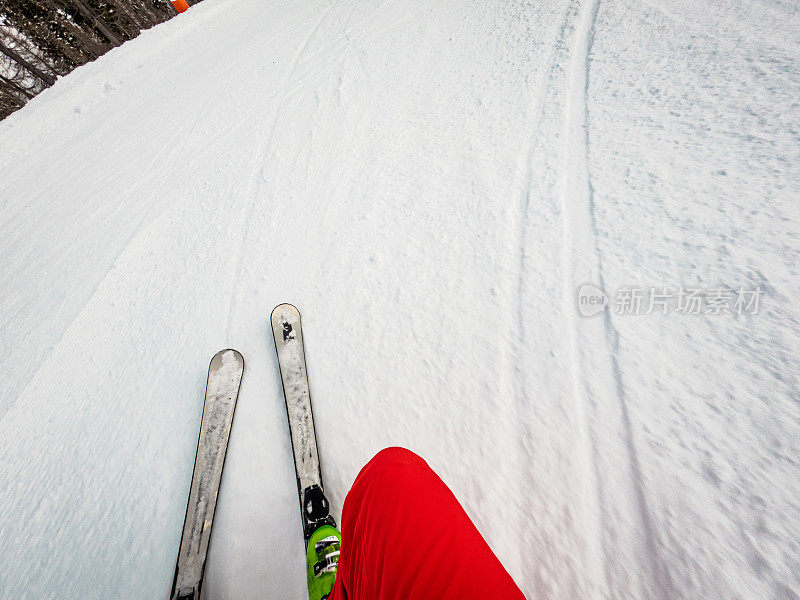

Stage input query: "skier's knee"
[{"left": 368, "top": 446, "right": 427, "bottom": 472}]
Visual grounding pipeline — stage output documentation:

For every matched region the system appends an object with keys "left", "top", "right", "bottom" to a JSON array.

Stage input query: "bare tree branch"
[
  {"left": 69, "top": 0, "right": 121, "bottom": 47},
  {"left": 0, "top": 72, "right": 35, "bottom": 98},
  {"left": 0, "top": 39, "right": 56, "bottom": 86}
]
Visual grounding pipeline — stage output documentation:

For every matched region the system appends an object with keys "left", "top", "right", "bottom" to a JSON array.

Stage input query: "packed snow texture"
[{"left": 0, "top": 0, "right": 798, "bottom": 598}]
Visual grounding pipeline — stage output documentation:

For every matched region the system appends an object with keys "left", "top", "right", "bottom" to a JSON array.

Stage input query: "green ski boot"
[{"left": 306, "top": 524, "right": 341, "bottom": 600}]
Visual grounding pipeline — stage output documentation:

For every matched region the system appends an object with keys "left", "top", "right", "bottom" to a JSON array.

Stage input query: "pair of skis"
[{"left": 170, "top": 304, "right": 334, "bottom": 600}]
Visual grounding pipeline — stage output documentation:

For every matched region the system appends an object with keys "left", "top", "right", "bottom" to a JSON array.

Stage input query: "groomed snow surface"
[{"left": 1, "top": 0, "right": 799, "bottom": 598}]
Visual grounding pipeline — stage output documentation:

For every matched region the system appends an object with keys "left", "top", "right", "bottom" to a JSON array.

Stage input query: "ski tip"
[
  {"left": 210, "top": 348, "right": 244, "bottom": 370},
  {"left": 271, "top": 303, "right": 300, "bottom": 322}
]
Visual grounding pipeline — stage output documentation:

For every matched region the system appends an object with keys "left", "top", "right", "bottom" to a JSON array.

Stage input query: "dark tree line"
[{"left": 0, "top": 0, "right": 197, "bottom": 120}]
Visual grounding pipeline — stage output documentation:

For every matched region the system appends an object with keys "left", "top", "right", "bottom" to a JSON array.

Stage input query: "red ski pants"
[{"left": 328, "top": 447, "right": 525, "bottom": 600}]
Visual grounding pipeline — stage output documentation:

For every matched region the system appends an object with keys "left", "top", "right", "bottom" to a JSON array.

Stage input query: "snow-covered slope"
[{"left": 1, "top": 0, "right": 798, "bottom": 598}]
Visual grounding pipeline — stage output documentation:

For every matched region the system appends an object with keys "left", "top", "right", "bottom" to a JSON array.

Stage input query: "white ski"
[
  {"left": 271, "top": 304, "right": 335, "bottom": 540},
  {"left": 171, "top": 349, "right": 244, "bottom": 600}
]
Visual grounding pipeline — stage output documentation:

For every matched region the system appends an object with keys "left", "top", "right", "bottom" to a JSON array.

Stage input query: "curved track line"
[
  {"left": 560, "top": 0, "right": 675, "bottom": 597},
  {"left": 224, "top": 0, "right": 341, "bottom": 339},
  {"left": 558, "top": 1, "right": 617, "bottom": 594},
  {"left": 509, "top": 2, "right": 607, "bottom": 596}
]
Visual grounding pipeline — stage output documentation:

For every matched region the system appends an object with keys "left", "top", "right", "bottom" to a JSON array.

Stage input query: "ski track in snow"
[
  {"left": 0, "top": 0, "right": 799, "bottom": 598},
  {"left": 510, "top": 2, "right": 599, "bottom": 595},
  {"left": 558, "top": 0, "right": 673, "bottom": 596},
  {"left": 224, "top": 0, "right": 341, "bottom": 340}
]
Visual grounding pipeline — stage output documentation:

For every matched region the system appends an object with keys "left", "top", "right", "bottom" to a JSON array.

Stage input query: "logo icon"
[{"left": 577, "top": 283, "right": 608, "bottom": 317}]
